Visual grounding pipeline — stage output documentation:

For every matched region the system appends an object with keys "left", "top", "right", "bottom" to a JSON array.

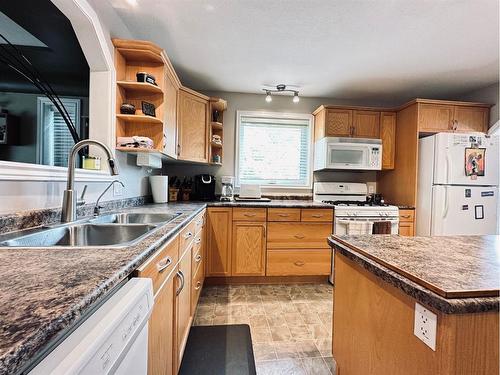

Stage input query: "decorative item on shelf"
[
  {"left": 212, "top": 134, "right": 222, "bottom": 145},
  {"left": 262, "top": 84, "right": 300, "bottom": 103},
  {"left": 141, "top": 101, "right": 156, "bottom": 117},
  {"left": 136, "top": 72, "right": 157, "bottom": 85},
  {"left": 82, "top": 155, "right": 101, "bottom": 170},
  {"left": 120, "top": 103, "right": 136, "bottom": 115},
  {"left": 212, "top": 154, "right": 221, "bottom": 164},
  {"left": 117, "top": 136, "right": 154, "bottom": 149},
  {"left": 212, "top": 110, "right": 220, "bottom": 122}
]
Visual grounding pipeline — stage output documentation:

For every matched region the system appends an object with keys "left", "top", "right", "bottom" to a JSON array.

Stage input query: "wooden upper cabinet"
[
  {"left": 325, "top": 109, "right": 353, "bottom": 137},
  {"left": 231, "top": 222, "right": 266, "bottom": 276},
  {"left": 453, "top": 106, "right": 488, "bottom": 133},
  {"left": 206, "top": 208, "right": 232, "bottom": 277},
  {"left": 353, "top": 110, "right": 380, "bottom": 138},
  {"left": 380, "top": 112, "right": 396, "bottom": 170},
  {"left": 418, "top": 103, "right": 455, "bottom": 132},
  {"left": 163, "top": 62, "right": 181, "bottom": 158},
  {"left": 177, "top": 88, "right": 209, "bottom": 162}
]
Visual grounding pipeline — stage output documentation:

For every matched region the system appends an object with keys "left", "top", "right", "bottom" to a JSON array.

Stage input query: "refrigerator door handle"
[
  {"left": 443, "top": 186, "right": 449, "bottom": 219},
  {"left": 445, "top": 151, "right": 452, "bottom": 184}
]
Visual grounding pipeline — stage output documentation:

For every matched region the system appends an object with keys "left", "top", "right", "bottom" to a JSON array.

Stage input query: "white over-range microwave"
[{"left": 313, "top": 137, "right": 383, "bottom": 171}]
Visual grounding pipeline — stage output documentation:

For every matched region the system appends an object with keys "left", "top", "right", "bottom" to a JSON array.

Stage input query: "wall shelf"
[
  {"left": 210, "top": 141, "right": 223, "bottom": 148},
  {"left": 116, "top": 114, "right": 163, "bottom": 125},
  {"left": 211, "top": 121, "right": 223, "bottom": 130},
  {"left": 117, "top": 81, "right": 164, "bottom": 95},
  {"left": 116, "top": 147, "right": 169, "bottom": 160}
]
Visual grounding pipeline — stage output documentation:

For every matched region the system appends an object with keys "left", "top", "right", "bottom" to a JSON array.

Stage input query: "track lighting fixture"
[{"left": 262, "top": 84, "right": 300, "bottom": 104}]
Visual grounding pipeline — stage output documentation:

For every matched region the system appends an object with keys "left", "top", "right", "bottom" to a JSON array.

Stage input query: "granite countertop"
[
  {"left": 209, "top": 199, "right": 332, "bottom": 208},
  {"left": 329, "top": 235, "right": 500, "bottom": 314},
  {"left": 0, "top": 202, "right": 206, "bottom": 375}
]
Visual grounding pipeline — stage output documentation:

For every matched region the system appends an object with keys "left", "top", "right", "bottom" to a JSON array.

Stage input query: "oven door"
[
  {"left": 326, "top": 144, "right": 370, "bottom": 170},
  {"left": 334, "top": 217, "right": 399, "bottom": 235}
]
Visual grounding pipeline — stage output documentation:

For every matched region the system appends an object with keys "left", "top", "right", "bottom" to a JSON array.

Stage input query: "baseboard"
[{"left": 204, "top": 275, "right": 329, "bottom": 285}]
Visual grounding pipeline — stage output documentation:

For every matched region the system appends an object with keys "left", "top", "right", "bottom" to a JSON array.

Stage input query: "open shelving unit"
[
  {"left": 113, "top": 39, "right": 167, "bottom": 156},
  {"left": 209, "top": 98, "right": 227, "bottom": 165}
]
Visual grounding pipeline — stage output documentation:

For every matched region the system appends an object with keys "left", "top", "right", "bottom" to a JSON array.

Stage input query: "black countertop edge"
[{"left": 328, "top": 237, "right": 499, "bottom": 314}]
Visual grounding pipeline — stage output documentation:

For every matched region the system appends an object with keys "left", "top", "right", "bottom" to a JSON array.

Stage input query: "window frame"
[{"left": 235, "top": 110, "right": 314, "bottom": 189}]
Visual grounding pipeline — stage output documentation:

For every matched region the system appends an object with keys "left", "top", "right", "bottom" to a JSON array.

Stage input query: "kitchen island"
[{"left": 329, "top": 235, "right": 499, "bottom": 375}]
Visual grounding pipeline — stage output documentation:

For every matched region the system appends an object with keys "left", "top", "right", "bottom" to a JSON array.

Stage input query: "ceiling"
[{"left": 109, "top": 0, "right": 499, "bottom": 102}]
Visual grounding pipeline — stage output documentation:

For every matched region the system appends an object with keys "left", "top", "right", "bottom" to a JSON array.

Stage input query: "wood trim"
[
  {"left": 112, "top": 38, "right": 163, "bottom": 55},
  {"left": 332, "top": 236, "right": 499, "bottom": 298},
  {"left": 204, "top": 275, "right": 329, "bottom": 285},
  {"left": 179, "top": 86, "right": 210, "bottom": 100},
  {"left": 396, "top": 98, "right": 492, "bottom": 111}
]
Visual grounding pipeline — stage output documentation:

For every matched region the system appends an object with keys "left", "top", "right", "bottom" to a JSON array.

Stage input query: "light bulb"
[
  {"left": 293, "top": 92, "right": 300, "bottom": 103},
  {"left": 265, "top": 93, "right": 272, "bottom": 103}
]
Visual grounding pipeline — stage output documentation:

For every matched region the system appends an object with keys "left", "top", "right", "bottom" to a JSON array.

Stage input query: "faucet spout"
[{"left": 61, "top": 140, "right": 118, "bottom": 223}]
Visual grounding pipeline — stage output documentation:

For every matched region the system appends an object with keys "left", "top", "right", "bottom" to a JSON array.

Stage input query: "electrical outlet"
[
  {"left": 113, "top": 182, "right": 124, "bottom": 197},
  {"left": 414, "top": 302, "right": 437, "bottom": 351}
]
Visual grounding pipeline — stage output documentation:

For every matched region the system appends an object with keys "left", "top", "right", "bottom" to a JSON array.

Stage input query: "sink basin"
[
  {"left": 0, "top": 223, "right": 157, "bottom": 247},
  {"left": 90, "top": 212, "right": 180, "bottom": 225}
]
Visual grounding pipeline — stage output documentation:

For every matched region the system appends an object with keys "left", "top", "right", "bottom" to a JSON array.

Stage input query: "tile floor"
[{"left": 193, "top": 283, "right": 336, "bottom": 375}]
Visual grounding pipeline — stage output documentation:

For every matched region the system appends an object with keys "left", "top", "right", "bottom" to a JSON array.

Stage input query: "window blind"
[{"left": 237, "top": 114, "right": 312, "bottom": 187}]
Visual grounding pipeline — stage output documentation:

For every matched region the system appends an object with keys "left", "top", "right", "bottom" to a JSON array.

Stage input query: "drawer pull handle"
[
  {"left": 176, "top": 270, "right": 185, "bottom": 295},
  {"left": 156, "top": 256, "right": 173, "bottom": 272},
  {"left": 278, "top": 213, "right": 289, "bottom": 217},
  {"left": 195, "top": 254, "right": 202, "bottom": 263},
  {"left": 294, "top": 234, "right": 305, "bottom": 239},
  {"left": 400, "top": 215, "right": 411, "bottom": 219},
  {"left": 195, "top": 281, "right": 202, "bottom": 290},
  {"left": 311, "top": 214, "right": 323, "bottom": 218},
  {"left": 194, "top": 237, "right": 202, "bottom": 244},
  {"left": 294, "top": 261, "right": 305, "bottom": 267},
  {"left": 183, "top": 231, "right": 193, "bottom": 239},
  {"left": 244, "top": 213, "right": 256, "bottom": 217}
]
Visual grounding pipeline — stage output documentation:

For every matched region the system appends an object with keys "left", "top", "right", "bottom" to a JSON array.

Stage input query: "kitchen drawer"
[
  {"left": 180, "top": 220, "right": 196, "bottom": 255},
  {"left": 267, "top": 222, "right": 332, "bottom": 249},
  {"left": 191, "top": 260, "right": 204, "bottom": 314},
  {"left": 194, "top": 210, "right": 206, "bottom": 235},
  {"left": 192, "top": 234, "right": 203, "bottom": 276},
  {"left": 136, "top": 236, "right": 179, "bottom": 294},
  {"left": 233, "top": 208, "right": 267, "bottom": 222},
  {"left": 266, "top": 249, "right": 331, "bottom": 276},
  {"left": 399, "top": 209, "right": 415, "bottom": 223},
  {"left": 301, "top": 209, "right": 333, "bottom": 222},
  {"left": 268, "top": 208, "right": 301, "bottom": 222}
]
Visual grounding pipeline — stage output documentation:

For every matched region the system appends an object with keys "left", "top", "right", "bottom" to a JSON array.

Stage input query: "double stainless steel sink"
[{"left": 0, "top": 212, "right": 180, "bottom": 248}]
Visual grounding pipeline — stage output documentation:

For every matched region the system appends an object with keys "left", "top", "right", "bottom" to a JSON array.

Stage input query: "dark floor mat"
[{"left": 179, "top": 324, "right": 256, "bottom": 375}]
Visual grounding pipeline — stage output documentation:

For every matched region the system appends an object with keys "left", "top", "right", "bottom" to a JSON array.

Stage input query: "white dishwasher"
[{"left": 30, "top": 278, "right": 154, "bottom": 375}]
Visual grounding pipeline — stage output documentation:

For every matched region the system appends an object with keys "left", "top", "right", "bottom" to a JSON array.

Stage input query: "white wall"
[
  {"left": 0, "top": 0, "right": 151, "bottom": 214},
  {"left": 163, "top": 91, "right": 396, "bottom": 194}
]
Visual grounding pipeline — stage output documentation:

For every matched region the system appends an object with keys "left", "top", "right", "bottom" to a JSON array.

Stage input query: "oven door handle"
[{"left": 336, "top": 219, "right": 399, "bottom": 224}]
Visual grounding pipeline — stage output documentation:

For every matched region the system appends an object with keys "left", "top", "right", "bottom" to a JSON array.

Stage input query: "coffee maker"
[{"left": 220, "top": 176, "right": 234, "bottom": 201}]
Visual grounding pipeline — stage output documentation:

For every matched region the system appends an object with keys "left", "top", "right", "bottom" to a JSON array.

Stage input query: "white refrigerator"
[{"left": 417, "top": 133, "right": 499, "bottom": 236}]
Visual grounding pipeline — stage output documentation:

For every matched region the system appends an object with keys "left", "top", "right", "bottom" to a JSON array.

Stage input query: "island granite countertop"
[
  {"left": 329, "top": 235, "right": 500, "bottom": 314},
  {"left": 0, "top": 202, "right": 206, "bottom": 375}
]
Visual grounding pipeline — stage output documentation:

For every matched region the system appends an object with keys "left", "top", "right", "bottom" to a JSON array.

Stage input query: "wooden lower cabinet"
[
  {"left": 206, "top": 208, "right": 232, "bottom": 276},
  {"left": 174, "top": 248, "right": 192, "bottom": 373},
  {"left": 267, "top": 249, "right": 331, "bottom": 276},
  {"left": 399, "top": 209, "right": 415, "bottom": 236},
  {"left": 399, "top": 222, "right": 415, "bottom": 236},
  {"left": 232, "top": 222, "right": 266, "bottom": 276},
  {"left": 267, "top": 222, "right": 332, "bottom": 249}
]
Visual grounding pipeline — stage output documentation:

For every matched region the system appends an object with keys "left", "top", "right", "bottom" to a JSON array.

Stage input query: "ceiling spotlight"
[
  {"left": 265, "top": 91, "right": 272, "bottom": 103},
  {"left": 262, "top": 84, "right": 300, "bottom": 103}
]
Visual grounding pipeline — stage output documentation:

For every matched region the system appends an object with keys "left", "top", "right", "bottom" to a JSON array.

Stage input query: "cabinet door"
[
  {"left": 232, "top": 222, "right": 266, "bottom": 276},
  {"left": 206, "top": 208, "right": 233, "bottom": 276},
  {"left": 177, "top": 89, "right": 209, "bottom": 162},
  {"left": 380, "top": 112, "right": 396, "bottom": 170},
  {"left": 418, "top": 103, "right": 454, "bottom": 132},
  {"left": 147, "top": 274, "right": 175, "bottom": 375},
  {"left": 175, "top": 249, "right": 192, "bottom": 372},
  {"left": 399, "top": 222, "right": 414, "bottom": 236},
  {"left": 353, "top": 110, "right": 380, "bottom": 138},
  {"left": 325, "top": 109, "right": 353, "bottom": 137},
  {"left": 163, "top": 69, "right": 180, "bottom": 158},
  {"left": 453, "top": 106, "right": 489, "bottom": 133}
]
